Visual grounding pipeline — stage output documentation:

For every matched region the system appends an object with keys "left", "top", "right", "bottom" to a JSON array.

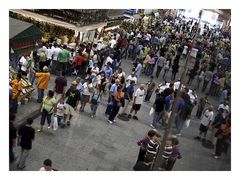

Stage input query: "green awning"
[{"left": 9, "top": 17, "right": 43, "bottom": 55}]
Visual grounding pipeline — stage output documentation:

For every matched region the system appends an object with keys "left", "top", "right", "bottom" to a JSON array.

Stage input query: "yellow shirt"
[
  {"left": 35, "top": 72, "right": 50, "bottom": 89},
  {"left": 11, "top": 79, "right": 22, "bottom": 99},
  {"left": 41, "top": 96, "right": 57, "bottom": 114}
]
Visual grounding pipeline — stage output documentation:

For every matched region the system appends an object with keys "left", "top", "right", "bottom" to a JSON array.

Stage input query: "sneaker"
[
  {"left": 128, "top": 114, "right": 132, "bottom": 118},
  {"left": 194, "top": 136, "right": 201, "bottom": 140},
  {"left": 176, "top": 133, "right": 182, "bottom": 136},
  {"left": 214, "top": 156, "right": 220, "bottom": 159},
  {"left": 37, "top": 129, "right": 43, "bottom": 132},
  {"left": 48, "top": 126, "right": 51, "bottom": 129},
  {"left": 150, "top": 124, "right": 156, "bottom": 129},
  {"left": 132, "top": 116, "right": 138, "bottom": 120},
  {"left": 113, "top": 120, "right": 116, "bottom": 123},
  {"left": 212, "top": 152, "right": 216, "bottom": 155},
  {"left": 91, "top": 115, "right": 94, "bottom": 118},
  {"left": 108, "top": 120, "right": 113, "bottom": 124}
]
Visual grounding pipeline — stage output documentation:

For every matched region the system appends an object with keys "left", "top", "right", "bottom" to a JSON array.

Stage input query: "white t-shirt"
[
  {"left": 201, "top": 110, "right": 214, "bottom": 126},
  {"left": 188, "top": 90, "right": 197, "bottom": 104},
  {"left": 127, "top": 75, "right": 137, "bottom": 84},
  {"left": 174, "top": 81, "right": 180, "bottom": 90},
  {"left": 46, "top": 48, "right": 54, "bottom": 60},
  {"left": 134, "top": 88, "right": 145, "bottom": 105},
  {"left": 109, "top": 39, "right": 116, "bottom": 48},
  {"left": 82, "top": 82, "right": 93, "bottom": 96},
  {"left": 19, "top": 56, "right": 30, "bottom": 72},
  {"left": 105, "top": 56, "right": 113, "bottom": 65},
  {"left": 91, "top": 67, "right": 99, "bottom": 76},
  {"left": 53, "top": 47, "right": 61, "bottom": 61}
]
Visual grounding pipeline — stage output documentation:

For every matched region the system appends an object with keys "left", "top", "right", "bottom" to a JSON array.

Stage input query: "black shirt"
[
  {"left": 154, "top": 97, "right": 165, "bottom": 112},
  {"left": 65, "top": 88, "right": 81, "bottom": 108},
  {"left": 18, "top": 125, "right": 35, "bottom": 150},
  {"left": 133, "top": 161, "right": 151, "bottom": 171},
  {"left": 9, "top": 122, "right": 17, "bottom": 147}
]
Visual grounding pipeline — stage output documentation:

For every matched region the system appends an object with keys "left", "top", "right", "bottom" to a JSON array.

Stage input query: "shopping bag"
[
  {"left": 149, "top": 107, "right": 154, "bottom": 116},
  {"left": 185, "top": 119, "right": 191, "bottom": 128},
  {"left": 52, "top": 116, "right": 58, "bottom": 131}
]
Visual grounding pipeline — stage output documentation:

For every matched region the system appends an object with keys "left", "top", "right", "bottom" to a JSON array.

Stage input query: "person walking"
[
  {"left": 128, "top": 84, "right": 145, "bottom": 120},
  {"left": 80, "top": 78, "right": 94, "bottom": 112},
  {"left": 32, "top": 66, "right": 51, "bottom": 103},
  {"left": 38, "top": 90, "right": 57, "bottom": 132},
  {"left": 17, "top": 118, "right": 35, "bottom": 170},
  {"left": 64, "top": 81, "right": 81, "bottom": 127},
  {"left": 54, "top": 71, "right": 67, "bottom": 101},
  {"left": 196, "top": 96, "right": 208, "bottom": 119}
]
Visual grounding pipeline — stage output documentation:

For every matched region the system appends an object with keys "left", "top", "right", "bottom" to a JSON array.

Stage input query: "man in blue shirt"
[
  {"left": 165, "top": 91, "right": 174, "bottom": 112},
  {"left": 120, "top": 80, "right": 135, "bottom": 116},
  {"left": 101, "top": 62, "right": 113, "bottom": 80}
]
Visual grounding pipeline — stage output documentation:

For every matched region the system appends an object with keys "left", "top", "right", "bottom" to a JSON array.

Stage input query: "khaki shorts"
[{"left": 65, "top": 103, "right": 75, "bottom": 116}]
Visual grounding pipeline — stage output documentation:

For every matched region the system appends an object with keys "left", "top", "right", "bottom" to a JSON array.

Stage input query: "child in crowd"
[{"left": 56, "top": 97, "right": 66, "bottom": 126}]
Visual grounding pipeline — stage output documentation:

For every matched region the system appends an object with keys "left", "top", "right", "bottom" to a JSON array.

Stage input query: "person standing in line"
[
  {"left": 54, "top": 71, "right": 67, "bottom": 101},
  {"left": 57, "top": 44, "right": 70, "bottom": 74},
  {"left": 9, "top": 114, "right": 17, "bottom": 163},
  {"left": 195, "top": 106, "right": 214, "bottom": 142},
  {"left": 156, "top": 55, "right": 166, "bottom": 78},
  {"left": 108, "top": 85, "right": 124, "bottom": 124},
  {"left": 128, "top": 84, "right": 145, "bottom": 120},
  {"left": 32, "top": 66, "right": 51, "bottom": 103},
  {"left": 201, "top": 69, "right": 213, "bottom": 93},
  {"left": 51, "top": 43, "right": 61, "bottom": 74},
  {"left": 150, "top": 92, "right": 165, "bottom": 129},
  {"left": 17, "top": 118, "right": 35, "bottom": 170},
  {"left": 135, "top": 60, "right": 142, "bottom": 78},
  {"left": 196, "top": 96, "right": 208, "bottom": 119},
  {"left": 80, "top": 78, "right": 93, "bottom": 112},
  {"left": 171, "top": 63, "right": 179, "bottom": 81},
  {"left": 90, "top": 85, "right": 102, "bottom": 118},
  {"left": 136, "top": 130, "right": 157, "bottom": 162},
  {"left": 119, "top": 80, "right": 135, "bottom": 116},
  {"left": 38, "top": 90, "right": 57, "bottom": 132},
  {"left": 144, "top": 76, "right": 156, "bottom": 102}
]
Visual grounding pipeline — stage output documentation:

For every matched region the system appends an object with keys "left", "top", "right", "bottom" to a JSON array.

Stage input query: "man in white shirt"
[
  {"left": 218, "top": 100, "right": 230, "bottom": 119},
  {"left": 127, "top": 72, "right": 138, "bottom": 85},
  {"left": 105, "top": 54, "right": 114, "bottom": 66},
  {"left": 52, "top": 43, "right": 61, "bottom": 74},
  {"left": 195, "top": 106, "right": 214, "bottom": 141},
  {"left": 128, "top": 84, "right": 145, "bottom": 120},
  {"left": 46, "top": 44, "right": 54, "bottom": 67}
]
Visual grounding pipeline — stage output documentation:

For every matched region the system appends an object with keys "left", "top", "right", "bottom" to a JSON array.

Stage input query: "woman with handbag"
[
  {"left": 108, "top": 85, "right": 124, "bottom": 124},
  {"left": 90, "top": 85, "right": 102, "bottom": 118},
  {"left": 38, "top": 90, "right": 57, "bottom": 132}
]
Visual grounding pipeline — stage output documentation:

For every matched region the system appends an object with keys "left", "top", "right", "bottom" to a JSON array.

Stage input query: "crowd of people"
[{"left": 9, "top": 11, "right": 231, "bottom": 170}]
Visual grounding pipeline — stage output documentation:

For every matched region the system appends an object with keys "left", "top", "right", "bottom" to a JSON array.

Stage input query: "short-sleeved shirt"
[
  {"left": 154, "top": 97, "right": 165, "bottom": 112},
  {"left": 65, "top": 88, "right": 81, "bottom": 108},
  {"left": 110, "top": 83, "right": 118, "bottom": 96},
  {"left": 124, "top": 85, "right": 134, "bottom": 100},
  {"left": 58, "top": 49, "right": 70, "bottom": 63},
  {"left": 35, "top": 72, "right": 51, "bottom": 89},
  {"left": 42, "top": 97, "right": 57, "bottom": 114},
  {"left": 201, "top": 110, "right": 214, "bottom": 126},
  {"left": 18, "top": 126, "right": 35, "bottom": 150},
  {"left": 134, "top": 88, "right": 145, "bottom": 105},
  {"left": 55, "top": 76, "right": 67, "bottom": 94},
  {"left": 165, "top": 95, "right": 172, "bottom": 112},
  {"left": 176, "top": 99, "right": 185, "bottom": 113}
]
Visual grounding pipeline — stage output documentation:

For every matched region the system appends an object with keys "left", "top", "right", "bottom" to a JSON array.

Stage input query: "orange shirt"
[
  {"left": 11, "top": 79, "right": 22, "bottom": 99},
  {"left": 35, "top": 72, "right": 51, "bottom": 89}
]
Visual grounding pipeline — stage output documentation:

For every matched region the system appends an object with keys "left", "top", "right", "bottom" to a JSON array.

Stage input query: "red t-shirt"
[{"left": 75, "top": 55, "right": 83, "bottom": 65}]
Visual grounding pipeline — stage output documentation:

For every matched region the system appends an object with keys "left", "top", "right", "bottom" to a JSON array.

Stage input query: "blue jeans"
[
  {"left": 175, "top": 116, "right": 185, "bottom": 134},
  {"left": 145, "top": 90, "right": 153, "bottom": 102},
  {"left": 152, "top": 111, "right": 164, "bottom": 127},
  {"left": 41, "top": 109, "right": 52, "bottom": 126},
  {"left": 37, "top": 88, "right": 44, "bottom": 102},
  {"left": 29, "top": 72, "right": 36, "bottom": 85},
  {"left": 105, "top": 96, "right": 114, "bottom": 115},
  {"left": 91, "top": 103, "right": 99, "bottom": 116},
  {"left": 10, "top": 99, "right": 18, "bottom": 114}
]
